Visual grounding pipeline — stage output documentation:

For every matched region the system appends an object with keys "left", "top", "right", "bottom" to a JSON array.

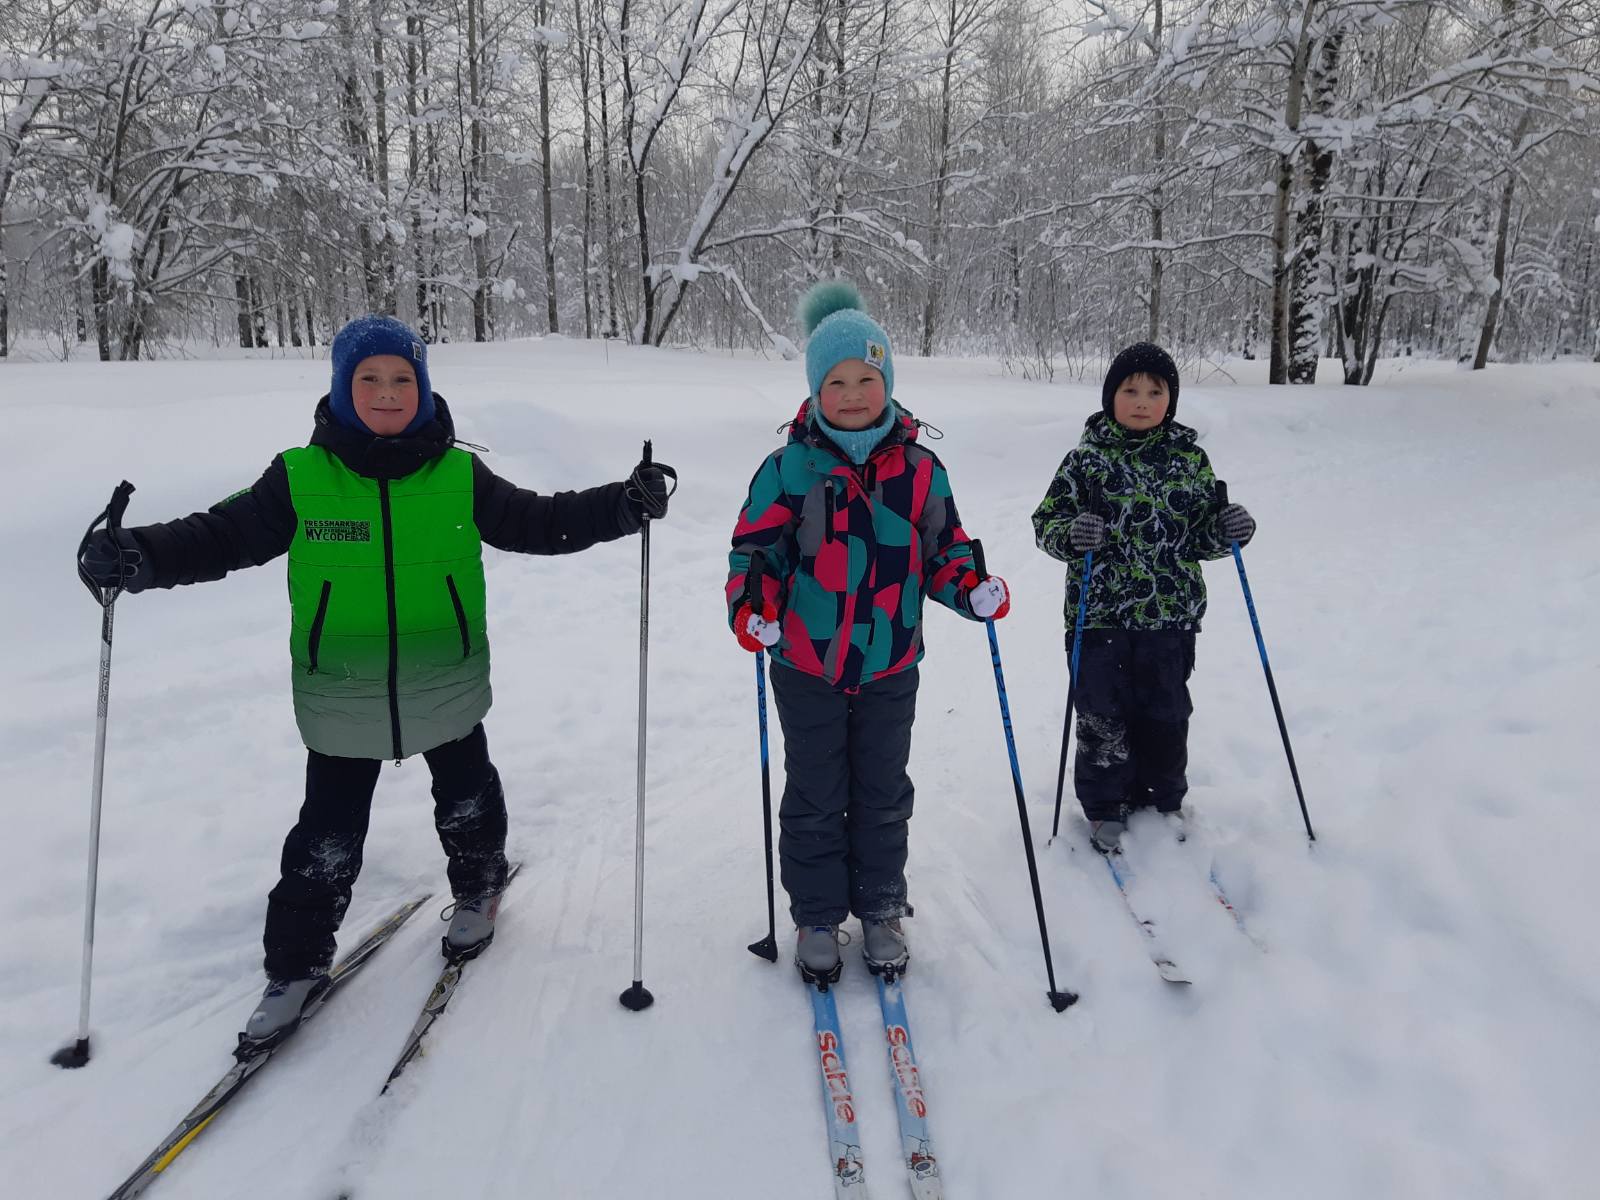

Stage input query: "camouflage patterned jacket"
[
  {"left": 727, "top": 402, "right": 981, "bottom": 691},
  {"left": 1032, "top": 413, "right": 1232, "bottom": 631}
]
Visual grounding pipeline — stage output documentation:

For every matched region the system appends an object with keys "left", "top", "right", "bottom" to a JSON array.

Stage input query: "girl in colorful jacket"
[
  {"left": 76, "top": 315, "right": 673, "bottom": 1045},
  {"left": 725, "top": 282, "right": 1010, "bottom": 984}
]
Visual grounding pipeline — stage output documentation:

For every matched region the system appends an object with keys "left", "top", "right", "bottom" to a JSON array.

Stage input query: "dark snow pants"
[
  {"left": 770, "top": 663, "right": 918, "bottom": 927},
  {"left": 1072, "top": 629, "right": 1196, "bottom": 823},
  {"left": 263, "top": 722, "right": 509, "bottom": 980}
]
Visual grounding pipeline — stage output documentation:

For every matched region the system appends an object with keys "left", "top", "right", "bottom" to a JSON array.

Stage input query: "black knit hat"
[{"left": 1102, "top": 342, "right": 1180, "bottom": 424}]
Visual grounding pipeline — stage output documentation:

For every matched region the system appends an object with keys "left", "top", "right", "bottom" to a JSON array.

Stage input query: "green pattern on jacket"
[
  {"left": 284, "top": 445, "right": 489, "bottom": 758},
  {"left": 1031, "top": 414, "right": 1231, "bottom": 631}
]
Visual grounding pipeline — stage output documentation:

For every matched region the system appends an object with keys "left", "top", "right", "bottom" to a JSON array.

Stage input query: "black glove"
[
  {"left": 622, "top": 458, "right": 675, "bottom": 526},
  {"left": 1068, "top": 512, "right": 1106, "bottom": 554},
  {"left": 1218, "top": 503, "right": 1255, "bottom": 545},
  {"left": 78, "top": 528, "right": 153, "bottom": 593}
]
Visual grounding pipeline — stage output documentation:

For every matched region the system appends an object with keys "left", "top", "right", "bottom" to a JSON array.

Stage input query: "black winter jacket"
[{"left": 130, "top": 395, "right": 640, "bottom": 589}]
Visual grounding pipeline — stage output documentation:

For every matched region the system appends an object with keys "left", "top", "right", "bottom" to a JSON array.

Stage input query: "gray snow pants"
[{"left": 770, "top": 663, "right": 918, "bottom": 927}]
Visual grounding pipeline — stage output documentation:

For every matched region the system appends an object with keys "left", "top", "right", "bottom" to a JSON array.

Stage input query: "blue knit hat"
[
  {"left": 329, "top": 315, "right": 435, "bottom": 435},
  {"left": 800, "top": 281, "right": 893, "bottom": 402}
]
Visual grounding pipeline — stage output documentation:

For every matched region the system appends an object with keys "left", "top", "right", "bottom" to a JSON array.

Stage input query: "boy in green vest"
[{"left": 77, "top": 315, "right": 674, "bottom": 1045}]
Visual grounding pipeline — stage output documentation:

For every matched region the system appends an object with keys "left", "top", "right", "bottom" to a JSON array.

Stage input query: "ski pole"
[
  {"left": 1050, "top": 481, "right": 1101, "bottom": 840},
  {"left": 54, "top": 480, "right": 135, "bottom": 1068},
  {"left": 742, "top": 550, "right": 779, "bottom": 963},
  {"left": 969, "top": 539, "right": 1078, "bottom": 1012},
  {"left": 1217, "top": 481, "right": 1315, "bottom": 842},
  {"left": 621, "top": 441, "right": 661, "bottom": 1012}
]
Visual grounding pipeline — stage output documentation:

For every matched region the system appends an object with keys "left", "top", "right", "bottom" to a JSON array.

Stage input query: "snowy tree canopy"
[{"left": 0, "top": 0, "right": 1596, "bottom": 376}]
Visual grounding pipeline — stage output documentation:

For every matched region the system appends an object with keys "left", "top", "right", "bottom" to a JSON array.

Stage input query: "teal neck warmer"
[{"left": 813, "top": 400, "right": 898, "bottom": 466}]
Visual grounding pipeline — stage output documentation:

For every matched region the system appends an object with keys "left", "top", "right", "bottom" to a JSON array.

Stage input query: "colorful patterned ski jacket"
[
  {"left": 726, "top": 401, "right": 981, "bottom": 692},
  {"left": 1032, "top": 413, "right": 1232, "bottom": 631}
]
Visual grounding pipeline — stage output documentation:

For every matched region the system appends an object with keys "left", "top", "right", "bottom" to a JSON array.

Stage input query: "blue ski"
[
  {"left": 1205, "top": 864, "right": 1268, "bottom": 951},
  {"left": 1099, "top": 851, "right": 1192, "bottom": 984},
  {"left": 809, "top": 982, "right": 871, "bottom": 1197},
  {"left": 874, "top": 974, "right": 943, "bottom": 1198}
]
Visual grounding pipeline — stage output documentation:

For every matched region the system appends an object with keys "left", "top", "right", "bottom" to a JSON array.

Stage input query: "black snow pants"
[
  {"left": 263, "top": 722, "right": 510, "bottom": 980},
  {"left": 770, "top": 663, "right": 918, "bottom": 927},
  {"left": 1072, "top": 629, "right": 1196, "bottom": 823}
]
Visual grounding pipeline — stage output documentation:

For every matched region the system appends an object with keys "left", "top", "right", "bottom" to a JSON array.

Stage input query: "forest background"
[{"left": 2, "top": 0, "right": 1598, "bottom": 383}]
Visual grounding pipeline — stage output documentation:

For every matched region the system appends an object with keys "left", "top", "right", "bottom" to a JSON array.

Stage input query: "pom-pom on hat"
[
  {"left": 1102, "top": 342, "right": 1180, "bottom": 424},
  {"left": 801, "top": 280, "right": 894, "bottom": 402},
  {"left": 329, "top": 315, "right": 435, "bottom": 435}
]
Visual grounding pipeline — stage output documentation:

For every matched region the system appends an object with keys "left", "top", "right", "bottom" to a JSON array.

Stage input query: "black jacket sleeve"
[
  {"left": 132, "top": 456, "right": 297, "bottom": 588},
  {"left": 471, "top": 455, "right": 638, "bottom": 554}
]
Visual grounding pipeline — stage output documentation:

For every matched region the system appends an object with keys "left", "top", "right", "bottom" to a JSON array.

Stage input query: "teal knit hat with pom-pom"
[{"left": 801, "top": 280, "right": 894, "bottom": 401}]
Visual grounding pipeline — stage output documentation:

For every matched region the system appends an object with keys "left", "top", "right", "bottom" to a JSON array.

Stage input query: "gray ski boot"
[
  {"left": 442, "top": 889, "right": 506, "bottom": 962},
  {"left": 242, "top": 975, "right": 328, "bottom": 1048},
  {"left": 795, "top": 924, "right": 843, "bottom": 986},
  {"left": 1090, "top": 819, "right": 1126, "bottom": 855},
  {"left": 862, "top": 918, "right": 909, "bottom": 976}
]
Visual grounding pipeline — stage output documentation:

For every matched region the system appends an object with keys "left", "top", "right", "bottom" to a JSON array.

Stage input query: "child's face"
[
  {"left": 351, "top": 354, "right": 420, "bottom": 436},
  {"left": 1112, "top": 373, "right": 1170, "bottom": 431},
  {"left": 818, "top": 358, "right": 887, "bottom": 431}
]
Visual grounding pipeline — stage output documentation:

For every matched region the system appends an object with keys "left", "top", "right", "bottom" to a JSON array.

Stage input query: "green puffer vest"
[{"left": 283, "top": 445, "right": 489, "bottom": 759}]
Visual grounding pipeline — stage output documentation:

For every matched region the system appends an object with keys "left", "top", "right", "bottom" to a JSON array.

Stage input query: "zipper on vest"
[
  {"left": 306, "top": 580, "right": 332, "bottom": 674},
  {"left": 446, "top": 574, "right": 471, "bottom": 658},
  {"left": 378, "top": 480, "right": 403, "bottom": 760},
  {"left": 823, "top": 479, "right": 835, "bottom": 544}
]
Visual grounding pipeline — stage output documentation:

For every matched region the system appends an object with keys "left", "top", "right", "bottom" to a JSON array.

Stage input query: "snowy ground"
[{"left": 1, "top": 341, "right": 1596, "bottom": 1200}]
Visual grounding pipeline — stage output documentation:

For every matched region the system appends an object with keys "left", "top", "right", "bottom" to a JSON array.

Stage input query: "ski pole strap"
[
  {"left": 77, "top": 480, "right": 135, "bottom": 605},
  {"left": 628, "top": 438, "right": 677, "bottom": 521}
]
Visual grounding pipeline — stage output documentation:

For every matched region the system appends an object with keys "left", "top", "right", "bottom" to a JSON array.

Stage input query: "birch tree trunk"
[
  {"left": 919, "top": 0, "right": 959, "bottom": 357},
  {"left": 1268, "top": 0, "right": 1318, "bottom": 384},
  {"left": 1287, "top": 31, "right": 1342, "bottom": 384},
  {"left": 407, "top": 5, "right": 430, "bottom": 337},
  {"left": 337, "top": 0, "right": 382, "bottom": 311},
  {"left": 1148, "top": 0, "right": 1164, "bottom": 343},
  {"left": 574, "top": 0, "right": 595, "bottom": 336},
  {"left": 467, "top": 0, "right": 492, "bottom": 341},
  {"left": 369, "top": 0, "right": 396, "bottom": 313},
  {"left": 1471, "top": 137, "right": 1524, "bottom": 371},
  {"left": 538, "top": 0, "right": 559, "bottom": 333},
  {"left": 596, "top": 0, "right": 620, "bottom": 338}
]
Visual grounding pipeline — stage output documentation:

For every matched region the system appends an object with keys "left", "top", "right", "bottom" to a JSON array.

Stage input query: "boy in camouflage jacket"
[
  {"left": 1031, "top": 343, "right": 1256, "bottom": 852},
  {"left": 726, "top": 282, "right": 1011, "bottom": 981}
]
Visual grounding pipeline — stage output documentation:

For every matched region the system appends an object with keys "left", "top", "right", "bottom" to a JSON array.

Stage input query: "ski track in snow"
[{"left": 1, "top": 343, "right": 1597, "bottom": 1198}]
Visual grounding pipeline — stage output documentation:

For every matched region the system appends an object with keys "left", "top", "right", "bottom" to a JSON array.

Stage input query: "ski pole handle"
[
  {"left": 107, "top": 481, "right": 134, "bottom": 531},
  {"left": 969, "top": 538, "right": 988, "bottom": 582},
  {"left": 78, "top": 481, "right": 136, "bottom": 603},
  {"left": 1216, "top": 479, "right": 1228, "bottom": 507},
  {"left": 742, "top": 549, "right": 769, "bottom": 618},
  {"left": 638, "top": 439, "right": 653, "bottom": 523}
]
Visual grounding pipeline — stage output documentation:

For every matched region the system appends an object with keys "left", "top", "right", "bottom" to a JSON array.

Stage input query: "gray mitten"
[
  {"left": 1218, "top": 503, "right": 1255, "bottom": 545},
  {"left": 1068, "top": 512, "right": 1106, "bottom": 554}
]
